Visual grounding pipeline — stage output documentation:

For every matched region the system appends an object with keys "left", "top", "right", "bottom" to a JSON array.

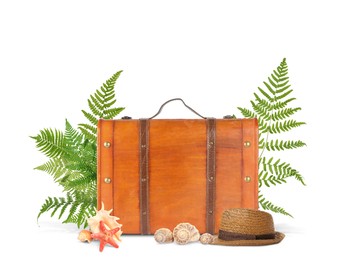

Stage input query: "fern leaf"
[
  {"left": 257, "top": 117, "right": 268, "bottom": 133},
  {"left": 263, "top": 81, "right": 275, "bottom": 95},
  {"left": 81, "top": 110, "right": 98, "bottom": 126},
  {"left": 273, "top": 69, "right": 280, "bottom": 78},
  {"left": 259, "top": 194, "right": 293, "bottom": 217},
  {"left": 238, "top": 58, "right": 306, "bottom": 217},
  {"left": 270, "top": 107, "right": 301, "bottom": 121},
  {"left": 259, "top": 170, "right": 287, "bottom": 187},
  {"left": 265, "top": 140, "right": 306, "bottom": 151},
  {"left": 237, "top": 107, "right": 256, "bottom": 118},
  {"left": 92, "top": 93, "right": 104, "bottom": 110},
  {"left": 251, "top": 101, "right": 271, "bottom": 120},
  {"left": 65, "top": 174, "right": 96, "bottom": 191},
  {"left": 275, "top": 84, "right": 291, "bottom": 94},
  {"left": 259, "top": 156, "right": 306, "bottom": 185},
  {"left": 79, "top": 71, "right": 125, "bottom": 139},
  {"left": 63, "top": 201, "right": 79, "bottom": 224},
  {"left": 78, "top": 126, "right": 96, "bottom": 143},
  {"left": 267, "top": 120, "right": 306, "bottom": 134},
  {"left": 78, "top": 123, "right": 97, "bottom": 135},
  {"left": 268, "top": 77, "right": 278, "bottom": 88},
  {"left": 34, "top": 158, "right": 69, "bottom": 182},
  {"left": 65, "top": 120, "right": 84, "bottom": 147},
  {"left": 37, "top": 197, "right": 54, "bottom": 220},
  {"left": 31, "top": 128, "right": 65, "bottom": 158},
  {"left": 275, "top": 89, "right": 293, "bottom": 101},
  {"left": 50, "top": 197, "right": 65, "bottom": 217},
  {"left": 88, "top": 98, "right": 103, "bottom": 117},
  {"left": 37, "top": 195, "right": 71, "bottom": 220},
  {"left": 257, "top": 87, "right": 273, "bottom": 101},
  {"left": 103, "top": 107, "right": 125, "bottom": 119},
  {"left": 59, "top": 193, "right": 73, "bottom": 219},
  {"left": 258, "top": 98, "right": 295, "bottom": 111}
]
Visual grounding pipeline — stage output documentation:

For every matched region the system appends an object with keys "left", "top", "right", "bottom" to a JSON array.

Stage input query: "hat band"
[{"left": 219, "top": 230, "right": 276, "bottom": 241}]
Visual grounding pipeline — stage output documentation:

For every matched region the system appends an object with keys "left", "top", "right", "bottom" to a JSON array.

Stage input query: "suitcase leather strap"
[
  {"left": 139, "top": 119, "right": 150, "bottom": 234},
  {"left": 206, "top": 118, "right": 216, "bottom": 233}
]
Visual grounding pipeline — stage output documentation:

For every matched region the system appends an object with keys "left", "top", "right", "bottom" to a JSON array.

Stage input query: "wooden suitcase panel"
[
  {"left": 149, "top": 120, "right": 206, "bottom": 233},
  {"left": 97, "top": 118, "right": 258, "bottom": 234},
  {"left": 113, "top": 121, "right": 140, "bottom": 233}
]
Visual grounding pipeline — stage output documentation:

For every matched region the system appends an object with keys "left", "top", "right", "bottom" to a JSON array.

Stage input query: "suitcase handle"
[{"left": 148, "top": 98, "right": 206, "bottom": 119}]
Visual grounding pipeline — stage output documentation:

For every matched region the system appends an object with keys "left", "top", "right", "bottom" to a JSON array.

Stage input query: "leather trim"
[
  {"left": 139, "top": 119, "right": 150, "bottom": 234},
  {"left": 219, "top": 230, "right": 276, "bottom": 241},
  {"left": 206, "top": 118, "right": 216, "bottom": 234}
]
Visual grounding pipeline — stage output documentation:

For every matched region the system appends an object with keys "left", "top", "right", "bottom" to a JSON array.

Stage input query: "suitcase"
[{"left": 97, "top": 98, "right": 258, "bottom": 235}]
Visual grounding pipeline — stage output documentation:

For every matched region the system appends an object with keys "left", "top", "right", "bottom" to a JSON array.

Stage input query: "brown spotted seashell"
[
  {"left": 200, "top": 233, "right": 214, "bottom": 244},
  {"left": 154, "top": 228, "right": 173, "bottom": 243},
  {"left": 173, "top": 223, "right": 200, "bottom": 245},
  {"left": 78, "top": 230, "right": 93, "bottom": 243}
]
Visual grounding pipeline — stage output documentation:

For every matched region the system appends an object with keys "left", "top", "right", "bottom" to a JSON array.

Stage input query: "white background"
[{"left": 1, "top": 0, "right": 336, "bottom": 259}]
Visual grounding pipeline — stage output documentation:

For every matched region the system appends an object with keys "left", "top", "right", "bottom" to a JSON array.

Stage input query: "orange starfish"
[{"left": 91, "top": 220, "right": 120, "bottom": 252}]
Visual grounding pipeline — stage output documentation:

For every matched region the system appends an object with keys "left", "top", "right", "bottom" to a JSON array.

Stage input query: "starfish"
[{"left": 91, "top": 220, "right": 120, "bottom": 252}]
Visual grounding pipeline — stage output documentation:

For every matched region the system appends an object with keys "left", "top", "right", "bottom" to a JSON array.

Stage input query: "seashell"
[
  {"left": 199, "top": 233, "right": 214, "bottom": 244},
  {"left": 154, "top": 228, "right": 173, "bottom": 244},
  {"left": 173, "top": 223, "right": 200, "bottom": 245},
  {"left": 78, "top": 230, "right": 93, "bottom": 243},
  {"left": 87, "top": 202, "right": 123, "bottom": 241}
]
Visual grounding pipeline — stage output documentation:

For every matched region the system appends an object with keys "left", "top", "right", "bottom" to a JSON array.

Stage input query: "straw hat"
[{"left": 211, "top": 208, "right": 285, "bottom": 246}]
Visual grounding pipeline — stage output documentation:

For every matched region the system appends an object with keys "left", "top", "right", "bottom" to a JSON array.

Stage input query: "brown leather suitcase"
[{"left": 97, "top": 99, "right": 258, "bottom": 235}]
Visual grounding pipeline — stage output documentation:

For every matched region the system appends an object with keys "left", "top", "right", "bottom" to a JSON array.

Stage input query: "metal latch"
[{"left": 223, "top": 115, "right": 235, "bottom": 119}]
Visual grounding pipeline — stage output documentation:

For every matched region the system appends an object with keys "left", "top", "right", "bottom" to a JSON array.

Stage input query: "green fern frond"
[
  {"left": 65, "top": 174, "right": 96, "bottom": 191},
  {"left": 82, "top": 70, "right": 124, "bottom": 122},
  {"left": 267, "top": 120, "right": 306, "bottom": 134},
  {"left": 90, "top": 94, "right": 104, "bottom": 113},
  {"left": 33, "top": 71, "right": 125, "bottom": 228},
  {"left": 263, "top": 81, "right": 275, "bottom": 95},
  {"left": 258, "top": 137, "right": 265, "bottom": 149},
  {"left": 257, "top": 117, "right": 268, "bottom": 133},
  {"left": 37, "top": 192, "right": 95, "bottom": 228},
  {"left": 257, "top": 87, "right": 273, "bottom": 102},
  {"left": 79, "top": 71, "right": 125, "bottom": 140},
  {"left": 34, "top": 158, "right": 70, "bottom": 182},
  {"left": 257, "top": 98, "right": 296, "bottom": 111},
  {"left": 65, "top": 120, "right": 84, "bottom": 147},
  {"left": 103, "top": 107, "right": 125, "bottom": 119},
  {"left": 78, "top": 125, "right": 97, "bottom": 142},
  {"left": 62, "top": 193, "right": 96, "bottom": 228},
  {"left": 259, "top": 170, "right": 287, "bottom": 187},
  {"left": 81, "top": 110, "right": 98, "bottom": 126},
  {"left": 265, "top": 140, "right": 306, "bottom": 151},
  {"left": 259, "top": 156, "right": 306, "bottom": 185},
  {"left": 238, "top": 58, "right": 306, "bottom": 217},
  {"left": 275, "top": 89, "right": 293, "bottom": 101},
  {"left": 251, "top": 101, "right": 271, "bottom": 120},
  {"left": 37, "top": 194, "right": 73, "bottom": 221},
  {"left": 63, "top": 201, "right": 80, "bottom": 226},
  {"left": 237, "top": 107, "right": 256, "bottom": 118},
  {"left": 270, "top": 107, "right": 301, "bottom": 121},
  {"left": 31, "top": 128, "right": 65, "bottom": 158},
  {"left": 259, "top": 194, "right": 293, "bottom": 217}
]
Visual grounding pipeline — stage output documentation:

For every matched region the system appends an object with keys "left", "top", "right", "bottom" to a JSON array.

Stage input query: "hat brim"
[{"left": 211, "top": 232, "right": 285, "bottom": 246}]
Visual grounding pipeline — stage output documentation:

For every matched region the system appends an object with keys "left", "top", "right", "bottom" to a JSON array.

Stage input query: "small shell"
[
  {"left": 78, "top": 230, "right": 93, "bottom": 243},
  {"left": 200, "top": 233, "right": 214, "bottom": 244},
  {"left": 154, "top": 228, "right": 173, "bottom": 244},
  {"left": 173, "top": 223, "right": 200, "bottom": 245}
]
